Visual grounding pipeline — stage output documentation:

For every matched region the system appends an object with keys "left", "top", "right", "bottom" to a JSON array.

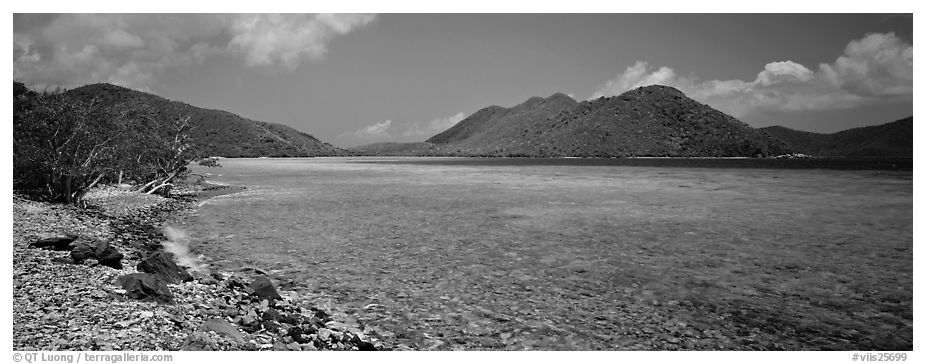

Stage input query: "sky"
[{"left": 13, "top": 13, "right": 914, "bottom": 147}]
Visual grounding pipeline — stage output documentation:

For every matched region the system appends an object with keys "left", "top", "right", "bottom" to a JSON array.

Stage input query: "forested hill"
[
  {"left": 62, "top": 83, "right": 349, "bottom": 157},
  {"left": 760, "top": 117, "right": 912, "bottom": 157},
  {"left": 415, "top": 86, "right": 791, "bottom": 157}
]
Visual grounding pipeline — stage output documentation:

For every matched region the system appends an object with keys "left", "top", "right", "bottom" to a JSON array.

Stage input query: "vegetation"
[
  {"left": 360, "top": 87, "right": 793, "bottom": 158},
  {"left": 759, "top": 117, "right": 912, "bottom": 157},
  {"left": 64, "top": 83, "right": 351, "bottom": 158},
  {"left": 467, "top": 86, "right": 789, "bottom": 157},
  {"left": 13, "top": 82, "right": 217, "bottom": 204}
]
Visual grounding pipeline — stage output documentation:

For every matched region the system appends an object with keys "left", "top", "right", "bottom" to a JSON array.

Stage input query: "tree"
[
  {"left": 132, "top": 115, "right": 199, "bottom": 195},
  {"left": 13, "top": 83, "right": 215, "bottom": 203},
  {"left": 14, "top": 91, "right": 122, "bottom": 203}
]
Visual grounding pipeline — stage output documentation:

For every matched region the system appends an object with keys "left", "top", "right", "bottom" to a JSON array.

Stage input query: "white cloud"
[
  {"left": 334, "top": 119, "right": 394, "bottom": 146},
  {"left": 13, "top": 14, "right": 377, "bottom": 90},
  {"left": 754, "top": 61, "right": 814, "bottom": 86},
  {"left": 818, "top": 32, "right": 913, "bottom": 97},
  {"left": 227, "top": 14, "right": 376, "bottom": 69},
  {"left": 356, "top": 119, "right": 393, "bottom": 138},
  {"left": 402, "top": 112, "right": 466, "bottom": 137},
  {"left": 590, "top": 32, "right": 912, "bottom": 119},
  {"left": 590, "top": 61, "right": 678, "bottom": 100},
  {"left": 335, "top": 112, "right": 467, "bottom": 146}
]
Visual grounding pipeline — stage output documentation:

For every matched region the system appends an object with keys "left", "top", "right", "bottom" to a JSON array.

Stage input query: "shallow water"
[{"left": 182, "top": 157, "right": 912, "bottom": 350}]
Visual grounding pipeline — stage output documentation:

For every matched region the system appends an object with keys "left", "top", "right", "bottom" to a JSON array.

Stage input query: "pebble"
[
  {"left": 317, "top": 328, "right": 332, "bottom": 341},
  {"left": 13, "top": 193, "right": 388, "bottom": 352}
]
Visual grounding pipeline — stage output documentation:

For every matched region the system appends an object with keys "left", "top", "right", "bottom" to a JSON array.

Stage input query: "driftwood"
[
  {"left": 135, "top": 179, "right": 159, "bottom": 194},
  {"left": 146, "top": 182, "right": 173, "bottom": 195}
]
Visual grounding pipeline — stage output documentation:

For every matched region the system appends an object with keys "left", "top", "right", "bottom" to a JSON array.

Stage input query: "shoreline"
[
  {"left": 198, "top": 156, "right": 914, "bottom": 171},
  {"left": 12, "top": 183, "right": 390, "bottom": 351}
]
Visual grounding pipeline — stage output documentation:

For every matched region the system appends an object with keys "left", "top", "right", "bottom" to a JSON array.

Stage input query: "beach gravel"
[{"left": 13, "top": 186, "right": 387, "bottom": 351}]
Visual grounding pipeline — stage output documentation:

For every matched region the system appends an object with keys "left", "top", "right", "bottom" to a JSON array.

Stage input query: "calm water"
[
  {"left": 181, "top": 157, "right": 912, "bottom": 350},
  {"left": 355, "top": 157, "right": 914, "bottom": 170}
]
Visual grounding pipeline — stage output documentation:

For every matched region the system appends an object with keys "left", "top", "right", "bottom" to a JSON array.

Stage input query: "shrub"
[
  {"left": 14, "top": 90, "right": 122, "bottom": 202},
  {"left": 13, "top": 83, "right": 213, "bottom": 203}
]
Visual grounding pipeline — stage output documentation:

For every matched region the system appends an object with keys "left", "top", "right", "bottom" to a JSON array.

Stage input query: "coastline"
[{"left": 12, "top": 183, "right": 389, "bottom": 351}]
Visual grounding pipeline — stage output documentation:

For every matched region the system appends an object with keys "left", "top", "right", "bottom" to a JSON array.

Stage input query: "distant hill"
[
  {"left": 760, "top": 117, "right": 912, "bottom": 157},
  {"left": 62, "top": 83, "right": 349, "bottom": 157},
  {"left": 427, "top": 93, "right": 578, "bottom": 147},
  {"left": 348, "top": 142, "right": 442, "bottom": 156},
  {"left": 416, "top": 86, "right": 790, "bottom": 157}
]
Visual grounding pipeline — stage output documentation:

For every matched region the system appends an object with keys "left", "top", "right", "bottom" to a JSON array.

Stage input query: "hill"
[
  {"left": 426, "top": 93, "right": 580, "bottom": 154},
  {"left": 427, "top": 93, "right": 578, "bottom": 146},
  {"left": 760, "top": 117, "right": 912, "bottom": 157},
  {"left": 421, "top": 86, "right": 790, "bottom": 157},
  {"left": 348, "top": 142, "right": 443, "bottom": 156},
  {"left": 62, "top": 83, "right": 349, "bottom": 157}
]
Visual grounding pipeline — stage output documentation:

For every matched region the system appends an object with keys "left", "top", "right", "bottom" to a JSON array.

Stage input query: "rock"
[
  {"left": 181, "top": 331, "right": 222, "bottom": 351},
  {"left": 82, "top": 259, "right": 99, "bottom": 267},
  {"left": 287, "top": 327, "right": 311, "bottom": 344},
  {"left": 137, "top": 250, "right": 193, "bottom": 284},
  {"left": 225, "top": 276, "right": 248, "bottom": 290},
  {"left": 241, "top": 309, "right": 258, "bottom": 326},
  {"left": 350, "top": 333, "right": 377, "bottom": 351},
  {"left": 116, "top": 273, "right": 174, "bottom": 304},
  {"left": 272, "top": 342, "right": 289, "bottom": 351},
  {"left": 285, "top": 342, "right": 301, "bottom": 351},
  {"left": 114, "top": 319, "right": 139, "bottom": 328},
  {"left": 241, "top": 322, "right": 262, "bottom": 334},
  {"left": 71, "top": 238, "right": 123, "bottom": 269},
  {"left": 317, "top": 328, "right": 332, "bottom": 341},
  {"left": 51, "top": 257, "right": 74, "bottom": 264},
  {"left": 240, "top": 266, "right": 269, "bottom": 275},
  {"left": 261, "top": 309, "right": 283, "bottom": 322},
  {"left": 301, "top": 342, "right": 318, "bottom": 351},
  {"left": 279, "top": 313, "right": 303, "bottom": 326},
  {"left": 312, "top": 308, "right": 330, "bottom": 321},
  {"left": 198, "top": 318, "right": 245, "bottom": 343},
  {"left": 247, "top": 276, "right": 282, "bottom": 301},
  {"left": 195, "top": 273, "right": 218, "bottom": 285},
  {"left": 261, "top": 320, "right": 280, "bottom": 332},
  {"left": 29, "top": 234, "right": 78, "bottom": 251}
]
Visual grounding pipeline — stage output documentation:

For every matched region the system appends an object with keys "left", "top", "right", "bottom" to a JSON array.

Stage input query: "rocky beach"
[{"left": 12, "top": 184, "right": 388, "bottom": 351}]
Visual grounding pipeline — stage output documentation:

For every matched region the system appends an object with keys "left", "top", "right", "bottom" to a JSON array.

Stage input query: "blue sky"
[{"left": 13, "top": 13, "right": 913, "bottom": 147}]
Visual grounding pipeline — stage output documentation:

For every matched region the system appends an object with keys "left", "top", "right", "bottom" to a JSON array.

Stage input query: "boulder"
[
  {"left": 193, "top": 272, "right": 218, "bottom": 285},
  {"left": 287, "top": 326, "right": 311, "bottom": 344},
  {"left": 137, "top": 250, "right": 193, "bottom": 284},
  {"left": 350, "top": 333, "right": 378, "bottom": 351},
  {"left": 247, "top": 276, "right": 282, "bottom": 301},
  {"left": 285, "top": 342, "right": 302, "bottom": 351},
  {"left": 29, "top": 234, "right": 78, "bottom": 251},
  {"left": 261, "top": 309, "right": 283, "bottom": 323},
  {"left": 198, "top": 318, "right": 245, "bottom": 343},
  {"left": 116, "top": 273, "right": 174, "bottom": 304},
  {"left": 71, "top": 238, "right": 123, "bottom": 269}
]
